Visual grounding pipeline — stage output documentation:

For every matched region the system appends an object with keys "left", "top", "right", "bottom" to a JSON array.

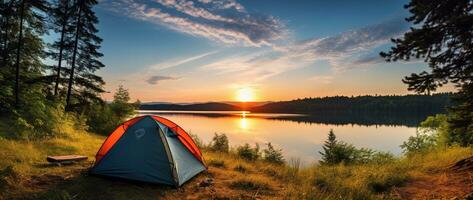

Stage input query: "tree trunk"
[
  {"left": 54, "top": 0, "right": 69, "bottom": 96},
  {"left": 65, "top": 0, "right": 82, "bottom": 110},
  {"left": 14, "top": 0, "right": 25, "bottom": 107}
]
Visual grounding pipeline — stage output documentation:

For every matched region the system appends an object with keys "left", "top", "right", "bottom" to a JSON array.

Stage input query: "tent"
[{"left": 90, "top": 115, "right": 206, "bottom": 187}]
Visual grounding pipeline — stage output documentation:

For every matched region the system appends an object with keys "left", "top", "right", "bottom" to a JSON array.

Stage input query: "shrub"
[
  {"left": 401, "top": 114, "right": 452, "bottom": 155},
  {"left": 86, "top": 85, "right": 135, "bottom": 135},
  {"left": 237, "top": 143, "right": 260, "bottom": 161},
  {"left": 11, "top": 102, "right": 85, "bottom": 140},
  {"left": 263, "top": 142, "right": 285, "bottom": 165},
  {"left": 400, "top": 132, "right": 437, "bottom": 155},
  {"left": 320, "top": 130, "right": 394, "bottom": 165},
  {"left": 209, "top": 133, "right": 229, "bottom": 152}
]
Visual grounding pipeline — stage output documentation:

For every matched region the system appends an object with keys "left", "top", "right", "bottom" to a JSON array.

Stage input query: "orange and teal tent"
[{"left": 90, "top": 115, "right": 206, "bottom": 187}]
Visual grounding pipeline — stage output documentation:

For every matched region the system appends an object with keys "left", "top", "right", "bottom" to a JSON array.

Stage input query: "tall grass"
[{"left": 281, "top": 146, "right": 473, "bottom": 200}]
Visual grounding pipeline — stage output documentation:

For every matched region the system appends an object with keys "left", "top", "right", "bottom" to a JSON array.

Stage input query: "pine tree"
[
  {"left": 113, "top": 85, "right": 130, "bottom": 104},
  {"left": 381, "top": 0, "right": 473, "bottom": 146},
  {"left": 65, "top": 0, "right": 105, "bottom": 111},
  {"left": 49, "top": 0, "right": 73, "bottom": 97},
  {"left": 263, "top": 142, "right": 285, "bottom": 165},
  {"left": 319, "top": 129, "right": 338, "bottom": 165},
  {"left": 0, "top": 0, "right": 47, "bottom": 110}
]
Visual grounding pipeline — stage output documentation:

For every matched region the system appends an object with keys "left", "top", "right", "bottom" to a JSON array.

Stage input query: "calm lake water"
[{"left": 139, "top": 110, "right": 419, "bottom": 165}]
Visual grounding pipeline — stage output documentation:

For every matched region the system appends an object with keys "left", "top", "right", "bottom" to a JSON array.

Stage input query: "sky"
[{"left": 94, "top": 0, "right": 453, "bottom": 102}]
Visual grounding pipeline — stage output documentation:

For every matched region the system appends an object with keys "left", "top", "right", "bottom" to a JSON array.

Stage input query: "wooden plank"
[{"left": 47, "top": 155, "right": 88, "bottom": 163}]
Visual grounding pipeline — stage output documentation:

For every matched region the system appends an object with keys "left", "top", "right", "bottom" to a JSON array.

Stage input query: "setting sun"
[{"left": 236, "top": 87, "right": 254, "bottom": 102}]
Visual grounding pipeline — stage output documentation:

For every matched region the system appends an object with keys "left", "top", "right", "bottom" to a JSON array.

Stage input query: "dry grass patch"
[{"left": 229, "top": 176, "right": 274, "bottom": 192}]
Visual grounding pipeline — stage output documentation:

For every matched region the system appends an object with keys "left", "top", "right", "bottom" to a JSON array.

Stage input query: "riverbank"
[{"left": 0, "top": 127, "right": 472, "bottom": 199}]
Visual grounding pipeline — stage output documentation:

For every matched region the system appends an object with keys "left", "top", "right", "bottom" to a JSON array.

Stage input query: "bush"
[
  {"left": 401, "top": 114, "right": 452, "bottom": 155},
  {"left": 11, "top": 101, "right": 84, "bottom": 140},
  {"left": 263, "top": 142, "right": 285, "bottom": 165},
  {"left": 209, "top": 133, "right": 229, "bottom": 152},
  {"left": 86, "top": 86, "right": 135, "bottom": 135},
  {"left": 400, "top": 132, "right": 437, "bottom": 155},
  {"left": 237, "top": 143, "right": 260, "bottom": 161},
  {"left": 320, "top": 130, "right": 394, "bottom": 165}
]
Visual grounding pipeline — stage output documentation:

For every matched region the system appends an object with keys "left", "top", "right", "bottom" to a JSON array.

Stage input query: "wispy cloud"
[
  {"left": 150, "top": 51, "right": 218, "bottom": 70},
  {"left": 286, "top": 18, "right": 408, "bottom": 69},
  {"left": 146, "top": 75, "right": 180, "bottom": 85},
  {"left": 102, "top": 0, "right": 286, "bottom": 46},
  {"left": 201, "top": 18, "right": 409, "bottom": 79}
]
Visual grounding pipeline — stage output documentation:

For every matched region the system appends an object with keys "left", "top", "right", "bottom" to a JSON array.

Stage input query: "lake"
[{"left": 139, "top": 110, "right": 419, "bottom": 165}]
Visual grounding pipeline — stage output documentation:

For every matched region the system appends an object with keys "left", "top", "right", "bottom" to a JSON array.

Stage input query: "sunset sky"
[{"left": 94, "top": 0, "right": 453, "bottom": 102}]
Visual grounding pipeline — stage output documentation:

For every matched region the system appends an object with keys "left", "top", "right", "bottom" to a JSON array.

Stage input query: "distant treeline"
[
  {"left": 140, "top": 102, "right": 241, "bottom": 111},
  {"left": 140, "top": 93, "right": 453, "bottom": 116},
  {"left": 250, "top": 93, "right": 453, "bottom": 114}
]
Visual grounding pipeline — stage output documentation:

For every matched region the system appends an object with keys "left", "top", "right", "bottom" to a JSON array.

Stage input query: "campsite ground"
[{"left": 1, "top": 126, "right": 473, "bottom": 199}]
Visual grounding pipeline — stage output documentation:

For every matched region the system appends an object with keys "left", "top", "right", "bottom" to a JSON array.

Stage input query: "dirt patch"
[{"left": 394, "top": 156, "right": 473, "bottom": 199}]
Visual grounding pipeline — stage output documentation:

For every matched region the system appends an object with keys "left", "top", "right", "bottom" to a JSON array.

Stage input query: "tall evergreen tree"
[
  {"left": 0, "top": 0, "right": 47, "bottom": 110},
  {"left": 381, "top": 0, "right": 473, "bottom": 146},
  {"left": 48, "top": 0, "right": 73, "bottom": 97},
  {"left": 319, "top": 129, "right": 338, "bottom": 165},
  {"left": 65, "top": 0, "right": 105, "bottom": 111}
]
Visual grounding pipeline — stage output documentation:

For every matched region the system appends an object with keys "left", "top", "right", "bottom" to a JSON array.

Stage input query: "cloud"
[
  {"left": 102, "top": 0, "right": 286, "bottom": 46},
  {"left": 351, "top": 54, "right": 384, "bottom": 66},
  {"left": 285, "top": 18, "right": 408, "bottom": 71},
  {"left": 201, "top": 18, "right": 409, "bottom": 79},
  {"left": 150, "top": 51, "right": 218, "bottom": 70},
  {"left": 146, "top": 75, "right": 180, "bottom": 84}
]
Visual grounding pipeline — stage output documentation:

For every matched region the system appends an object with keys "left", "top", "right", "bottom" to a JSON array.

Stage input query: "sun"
[{"left": 236, "top": 87, "right": 254, "bottom": 102}]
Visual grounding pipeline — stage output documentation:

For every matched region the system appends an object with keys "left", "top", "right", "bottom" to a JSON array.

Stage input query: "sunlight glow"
[
  {"left": 239, "top": 117, "right": 248, "bottom": 129},
  {"left": 236, "top": 87, "right": 254, "bottom": 102}
]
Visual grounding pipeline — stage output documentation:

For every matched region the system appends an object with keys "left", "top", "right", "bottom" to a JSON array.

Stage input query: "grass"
[
  {"left": 0, "top": 121, "right": 472, "bottom": 199},
  {"left": 282, "top": 146, "right": 473, "bottom": 200}
]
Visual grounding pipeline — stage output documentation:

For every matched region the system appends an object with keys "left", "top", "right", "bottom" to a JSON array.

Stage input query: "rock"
[{"left": 199, "top": 178, "right": 214, "bottom": 187}]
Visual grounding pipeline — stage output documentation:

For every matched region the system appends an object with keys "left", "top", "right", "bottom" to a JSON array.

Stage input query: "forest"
[
  {"left": 0, "top": 0, "right": 136, "bottom": 139},
  {"left": 250, "top": 93, "right": 453, "bottom": 114}
]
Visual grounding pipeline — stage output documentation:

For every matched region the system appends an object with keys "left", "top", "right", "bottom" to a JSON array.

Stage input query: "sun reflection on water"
[{"left": 239, "top": 111, "right": 249, "bottom": 129}]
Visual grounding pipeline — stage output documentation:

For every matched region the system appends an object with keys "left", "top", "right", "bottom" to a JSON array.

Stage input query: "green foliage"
[
  {"left": 382, "top": 0, "right": 473, "bottom": 147},
  {"left": 209, "top": 133, "right": 229, "bottom": 152},
  {"left": 320, "top": 130, "right": 395, "bottom": 165},
  {"left": 65, "top": 0, "right": 105, "bottom": 110},
  {"left": 9, "top": 100, "right": 86, "bottom": 140},
  {"left": 400, "top": 132, "right": 437, "bottom": 155},
  {"left": 447, "top": 84, "right": 473, "bottom": 146},
  {"left": 86, "top": 86, "right": 135, "bottom": 135},
  {"left": 237, "top": 143, "right": 260, "bottom": 161},
  {"left": 251, "top": 93, "right": 452, "bottom": 115},
  {"left": 263, "top": 142, "right": 285, "bottom": 165},
  {"left": 401, "top": 114, "right": 452, "bottom": 154},
  {"left": 113, "top": 85, "right": 131, "bottom": 103}
]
